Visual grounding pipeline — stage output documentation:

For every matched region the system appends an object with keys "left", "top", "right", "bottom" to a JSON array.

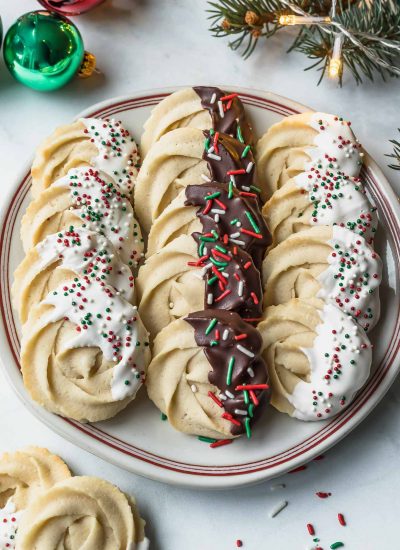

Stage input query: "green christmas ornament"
[{"left": 3, "top": 10, "right": 96, "bottom": 92}]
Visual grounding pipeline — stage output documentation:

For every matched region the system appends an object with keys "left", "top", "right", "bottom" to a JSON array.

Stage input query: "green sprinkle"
[
  {"left": 199, "top": 236, "right": 216, "bottom": 242},
  {"left": 205, "top": 318, "right": 218, "bottom": 335},
  {"left": 245, "top": 210, "right": 261, "bottom": 233},
  {"left": 244, "top": 417, "right": 252, "bottom": 439},
  {"left": 207, "top": 275, "right": 218, "bottom": 286},
  {"left": 330, "top": 543, "right": 344, "bottom": 549},
  {"left": 161, "top": 413, "right": 167, "bottom": 421},
  {"left": 228, "top": 180, "right": 234, "bottom": 199},
  {"left": 241, "top": 144, "right": 251, "bottom": 158},
  {"left": 198, "top": 436, "right": 217, "bottom": 443},
  {"left": 250, "top": 185, "right": 261, "bottom": 193},
  {"left": 210, "top": 340, "right": 218, "bottom": 347},
  {"left": 215, "top": 244, "right": 227, "bottom": 253},
  {"left": 206, "top": 192, "right": 221, "bottom": 200},
  {"left": 243, "top": 390, "right": 250, "bottom": 405},
  {"left": 248, "top": 404, "right": 254, "bottom": 418},
  {"left": 237, "top": 125, "right": 244, "bottom": 143},
  {"left": 230, "top": 218, "right": 239, "bottom": 225},
  {"left": 226, "top": 356, "right": 235, "bottom": 385}
]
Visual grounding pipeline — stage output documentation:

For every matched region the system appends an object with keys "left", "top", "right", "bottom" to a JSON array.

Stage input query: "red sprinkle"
[
  {"left": 210, "top": 439, "right": 233, "bottom": 449},
  {"left": 316, "top": 492, "right": 332, "bottom": 499},
  {"left": 222, "top": 412, "right": 241, "bottom": 427},
  {"left": 235, "top": 384, "right": 269, "bottom": 391},
  {"left": 208, "top": 391, "right": 223, "bottom": 408},
  {"left": 249, "top": 390, "right": 259, "bottom": 406},
  {"left": 227, "top": 169, "right": 246, "bottom": 175},
  {"left": 241, "top": 228, "right": 263, "bottom": 239},
  {"left": 235, "top": 540, "right": 243, "bottom": 548},
  {"left": 338, "top": 513, "right": 346, "bottom": 526},
  {"left": 307, "top": 523, "right": 315, "bottom": 535}
]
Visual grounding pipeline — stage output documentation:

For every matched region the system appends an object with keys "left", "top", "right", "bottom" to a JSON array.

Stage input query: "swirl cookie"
[
  {"left": 256, "top": 112, "right": 363, "bottom": 201},
  {"left": 31, "top": 118, "right": 140, "bottom": 198},
  {"left": 137, "top": 234, "right": 263, "bottom": 339},
  {"left": 0, "top": 447, "right": 71, "bottom": 549},
  {"left": 17, "top": 476, "right": 148, "bottom": 550},
  {"left": 258, "top": 299, "right": 372, "bottom": 420},
  {"left": 134, "top": 127, "right": 258, "bottom": 232},
  {"left": 21, "top": 167, "right": 144, "bottom": 269},
  {"left": 263, "top": 170, "right": 378, "bottom": 247},
  {"left": 147, "top": 181, "right": 270, "bottom": 268},
  {"left": 262, "top": 225, "right": 382, "bottom": 332},
  {"left": 147, "top": 310, "right": 269, "bottom": 439},
  {"left": 141, "top": 86, "right": 254, "bottom": 157},
  {"left": 13, "top": 227, "right": 135, "bottom": 324},
  {"left": 21, "top": 279, "right": 150, "bottom": 422}
]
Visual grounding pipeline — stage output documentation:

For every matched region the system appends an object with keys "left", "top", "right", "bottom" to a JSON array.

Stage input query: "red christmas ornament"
[{"left": 37, "top": 0, "right": 105, "bottom": 16}]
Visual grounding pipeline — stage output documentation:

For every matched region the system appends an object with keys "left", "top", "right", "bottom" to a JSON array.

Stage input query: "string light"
[
  {"left": 329, "top": 34, "right": 344, "bottom": 78},
  {"left": 279, "top": 14, "right": 331, "bottom": 26}
]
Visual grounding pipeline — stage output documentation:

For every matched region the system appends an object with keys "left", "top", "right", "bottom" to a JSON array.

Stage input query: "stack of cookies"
[
  {"left": 257, "top": 113, "right": 381, "bottom": 420},
  {"left": 12, "top": 118, "right": 151, "bottom": 423},
  {"left": 135, "top": 87, "right": 272, "bottom": 441}
]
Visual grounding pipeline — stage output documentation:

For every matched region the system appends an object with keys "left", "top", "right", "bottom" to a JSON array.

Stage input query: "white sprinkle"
[
  {"left": 226, "top": 390, "right": 235, "bottom": 398},
  {"left": 207, "top": 293, "right": 213, "bottom": 305},
  {"left": 201, "top": 173, "right": 211, "bottom": 182},
  {"left": 219, "top": 393, "right": 227, "bottom": 401},
  {"left": 191, "top": 384, "right": 198, "bottom": 393},
  {"left": 270, "top": 483, "right": 286, "bottom": 491},
  {"left": 234, "top": 409, "right": 248, "bottom": 416},
  {"left": 247, "top": 367, "right": 255, "bottom": 378},
  {"left": 218, "top": 100, "right": 224, "bottom": 118},
  {"left": 210, "top": 92, "right": 217, "bottom": 104},
  {"left": 230, "top": 238, "right": 246, "bottom": 246},
  {"left": 237, "top": 344, "right": 255, "bottom": 358},
  {"left": 241, "top": 185, "right": 251, "bottom": 191},
  {"left": 222, "top": 329, "right": 229, "bottom": 340},
  {"left": 207, "top": 153, "right": 222, "bottom": 161},
  {"left": 230, "top": 175, "right": 236, "bottom": 187},
  {"left": 214, "top": 214, "right": 220, "bottom": 223},
  {"left": 238, "top": 281, "right": 244, "bottom": 297},
  {"left": 211, "top": 209, "right": 226, "bottom": 215},
  {"left": 269, "top": 500, "right": 288, "bottom": 518},
  {"left": 230, "top": 232, "right": 240, "bottom": 238}
]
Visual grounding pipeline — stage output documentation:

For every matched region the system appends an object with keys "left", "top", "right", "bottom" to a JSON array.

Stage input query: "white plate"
[{"left": 1, "top": 87, "right": 399, "bottom": 489}]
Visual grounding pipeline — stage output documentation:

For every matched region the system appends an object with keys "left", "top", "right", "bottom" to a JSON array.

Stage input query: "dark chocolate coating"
[
  {"left": 186, "top": 309, "right": 269, "bottom": 436},
  {"left": 193, "top": 86, "right": 255, "bottom": 146},
  {"left": 185, "top": 181, "right": 270, "bottom": 270},
  {"left": 203, "top": 130, "right": 257, "bottom": 195}
]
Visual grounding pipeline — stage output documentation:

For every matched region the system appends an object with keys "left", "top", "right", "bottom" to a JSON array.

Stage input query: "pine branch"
[
  {"left": 207, "top": 0, "right": 400, "bottom": 84},
  {"left": 386, "top": 130, "right": 400, "bottom": 171},
  {"left": 295, "top": 0, "right": 400, "bottom": 84}
]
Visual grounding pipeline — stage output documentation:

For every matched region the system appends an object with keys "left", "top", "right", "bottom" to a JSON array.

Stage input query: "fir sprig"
[
  {"left": 207, "top": 0, "right": 400, "bottom": 84},
  {"left": 386, "top": 130, "right": 400, "bottom": 171}
]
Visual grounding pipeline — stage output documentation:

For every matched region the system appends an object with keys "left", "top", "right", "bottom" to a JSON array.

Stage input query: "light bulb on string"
[
  {"left": 329, "top": 34, "right": 344, "bottom": 79},
  {"left": 279, "top": 14, "right": 331, "bottom": 26}
]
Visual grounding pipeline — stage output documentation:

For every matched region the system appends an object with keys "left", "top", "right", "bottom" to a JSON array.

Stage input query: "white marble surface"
[{"left": 1, "top": 1, "right": 400, "bottom": 548}]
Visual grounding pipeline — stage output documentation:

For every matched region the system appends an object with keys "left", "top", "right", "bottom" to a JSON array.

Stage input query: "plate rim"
[{"left": 1, "top": 86, "right": 399, "bottom": 489}]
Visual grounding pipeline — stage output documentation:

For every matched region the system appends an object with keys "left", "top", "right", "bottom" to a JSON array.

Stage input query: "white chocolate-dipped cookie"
[
  {"left": 135, "top": 127, "right": 258, "bottom": 233},
  {"left": 262, "top": 225, "right": 382, "bottom": 332},
  {"left": 0, "top": 447, "right": 71, "bottom": 550},
  {"left": 13, "top": 227, "right": 135, "bottom": 324},
  {"left": 256, "top": 112, "right": 363, "bottom": 201},
  {"left": 31, "top": 118, "right": 140, "bottom": 198},
  {"left": 136, "top": 235, "right": 204, "bottom": 339},
  {"left": 16, "top": 476, "right": 148, "bottom": 550},
  {"left": 258, "top": 299, "right": 372, "bottom": 420},
  {"left": 21, "top": 167, "right": 144, "bottom": 270},
  {"left": 147, "top": 310, "right": 269, "bottom": 439},
  {"left": 141, "top": 86, "right": 254, "bottom": 157},
  {"left": 20, "top": 279, "right": 150, "bottom": 422},
  {"left": 263, "top": 170, "right": 377, "bottom": 247}
]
